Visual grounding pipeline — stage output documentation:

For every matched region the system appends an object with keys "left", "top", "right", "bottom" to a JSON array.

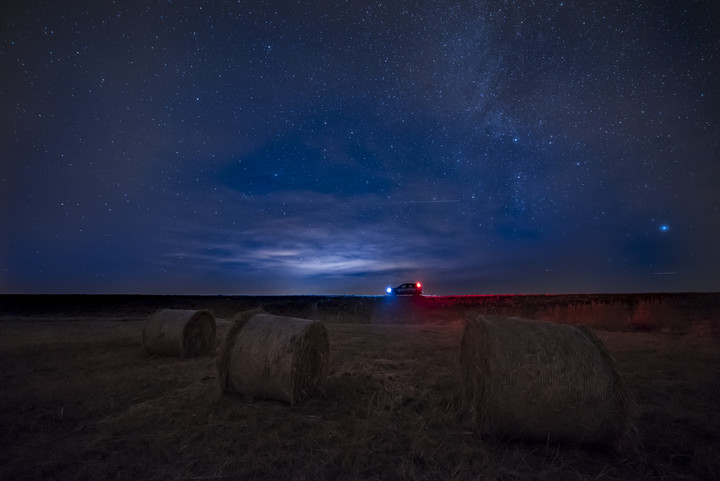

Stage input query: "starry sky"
[{"left": 2, "top": 1, "right": 719, "bottom": 295}]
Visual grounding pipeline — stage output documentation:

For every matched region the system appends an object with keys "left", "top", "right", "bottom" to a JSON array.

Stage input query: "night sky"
[{"left": 2, "top": 1, "right": 719, "bottom": 295}]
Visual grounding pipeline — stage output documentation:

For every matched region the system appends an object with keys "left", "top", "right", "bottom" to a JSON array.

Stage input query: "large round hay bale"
[
  {"left": 143, "top": 309, "right": 216, "bottom": 357},
  {"left": 217, "top": 310, "right": 329, "bottom": 404},
  {"left": 460, "top": 315, "right": 636, "bottom": 447}
]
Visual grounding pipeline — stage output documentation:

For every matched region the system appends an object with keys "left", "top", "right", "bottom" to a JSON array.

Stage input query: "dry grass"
[
  {"left": 460, "top": 316, "right": 636, "bottom": 447},
  {"left": 217, "top": 311, "right": 329, "bottom": 404},
  {"left": 1, "top": 316, "right": 719, "bottom": 480},
  {"left": 143, "top": 309, "right": 216, "bottom": 357}
]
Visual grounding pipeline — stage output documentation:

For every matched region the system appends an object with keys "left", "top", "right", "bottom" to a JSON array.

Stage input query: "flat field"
[{"left": 1, "top": 301, "right": 719, "bottom": 480}]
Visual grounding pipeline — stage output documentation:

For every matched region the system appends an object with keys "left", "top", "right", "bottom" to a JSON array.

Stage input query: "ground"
[{"left": 1, "top": 310, "right": 719, "bottom": 480}]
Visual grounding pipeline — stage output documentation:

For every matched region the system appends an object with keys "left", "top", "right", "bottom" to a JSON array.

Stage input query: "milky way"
[{"left": 2, "top": 1, "right": 719, "bottom": 294}]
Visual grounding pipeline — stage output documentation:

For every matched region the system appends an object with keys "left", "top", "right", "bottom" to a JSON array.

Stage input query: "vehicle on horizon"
[{"left": 386, "top": 282, "right": 423, "bottom": 296}]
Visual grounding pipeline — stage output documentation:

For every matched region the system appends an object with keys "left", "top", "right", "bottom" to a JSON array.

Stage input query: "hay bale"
[
  {"left": 460, "top": 315, "right": 636, "bottom": 447},
  {"left": 217, "top": 310, "right": 329, "bottom": 404},
  {"left": 143, "top": 309, "right": 216, "bottom": 357}
]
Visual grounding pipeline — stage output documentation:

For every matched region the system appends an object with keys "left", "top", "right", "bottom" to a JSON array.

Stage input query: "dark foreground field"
[{"left": 1, "top": 297, "right": 719, "bottom": 480}]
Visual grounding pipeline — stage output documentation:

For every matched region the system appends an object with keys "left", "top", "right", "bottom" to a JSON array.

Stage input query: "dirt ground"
[{"left": 1, "top": 316, "right": 719, "bottom": 480}]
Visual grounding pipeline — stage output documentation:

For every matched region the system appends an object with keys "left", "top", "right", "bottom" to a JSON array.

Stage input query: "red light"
[{"left": 416, "top": 282, "right": 422, "bottom": 288}]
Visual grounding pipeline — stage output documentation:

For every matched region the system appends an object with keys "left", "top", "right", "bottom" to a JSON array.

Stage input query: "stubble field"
[{"left": 1, "top": 295, "right": 719, "bottom": 480}]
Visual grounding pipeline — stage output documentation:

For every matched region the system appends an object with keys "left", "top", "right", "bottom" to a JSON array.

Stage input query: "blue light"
[
  {"left": 386, "top": 287, "right": 392, "bottom": 294},
  {"left": 660, "top": 224, "right": 669, "bottom": 232}
]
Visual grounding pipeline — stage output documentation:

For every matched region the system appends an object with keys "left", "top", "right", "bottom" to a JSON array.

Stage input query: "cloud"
[{"left": 147, "top": 185, "right": 493, "bottom": 293}]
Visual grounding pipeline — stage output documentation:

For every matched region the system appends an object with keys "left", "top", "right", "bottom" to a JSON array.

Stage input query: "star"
[{"left": 1, "top": 1, "right": 718, "bottom": 294}]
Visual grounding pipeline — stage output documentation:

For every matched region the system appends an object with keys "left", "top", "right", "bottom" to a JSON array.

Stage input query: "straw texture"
[
  {"left": 217, "top": 311, "right": 329, "bottom": 404},
  {"left": 143, "top": 309, "right": 216, "bottom": 357},
  {"left": 460, "top": 315, "right": 636, "bottom": 446}
]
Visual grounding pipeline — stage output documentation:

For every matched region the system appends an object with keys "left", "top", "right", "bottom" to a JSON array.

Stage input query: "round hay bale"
[
  {"left": 217, "top": 310, "right": 329, "bottom": 404},
  {"left": 460, "top": 315, "right": 636, "bottom": 447},
  {"left": 143, "top": 309, "right": 216, "bottom": 357}
]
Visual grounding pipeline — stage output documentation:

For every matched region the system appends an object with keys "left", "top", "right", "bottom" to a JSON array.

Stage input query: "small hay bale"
[
  {"left": 460, "top": 315, "right": 636, "bottom": 447},
  {"left": 143, "top": 309, "right": 216, "bottom": 357},
  {"left": 217, "top": 310, "right": 329, "bottom": 404}
]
